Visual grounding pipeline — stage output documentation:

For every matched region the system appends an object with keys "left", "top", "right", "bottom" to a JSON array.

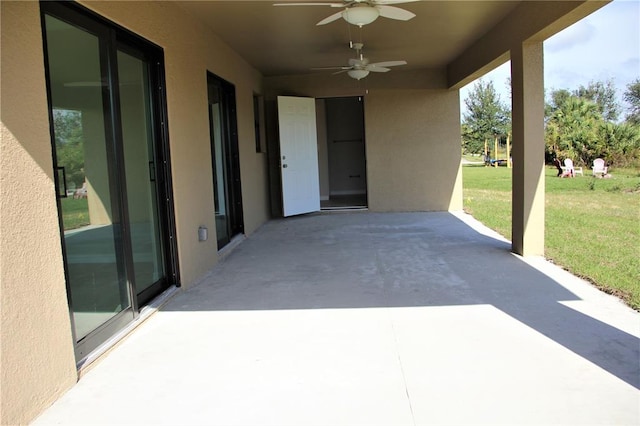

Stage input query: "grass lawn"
[
  {"left": 463, "top": 165, "right": 640, "bottom": 310},
  {"left": 61, "top": 197, "right": 90, "bottom": 230}
]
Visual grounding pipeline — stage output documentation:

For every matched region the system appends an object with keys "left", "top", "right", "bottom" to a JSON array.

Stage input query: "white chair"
[
  {"left": 73, "top": 181, "right": 87, "bottom": 199},
  {"left": 562, "top": 158, "right": 575, "bottom": 177},
  {"left": 592, "top": 158, "right": 608, "bottom": 177},
  {"left": 561, "top": 158, "right": 583, "bottom": 176}
]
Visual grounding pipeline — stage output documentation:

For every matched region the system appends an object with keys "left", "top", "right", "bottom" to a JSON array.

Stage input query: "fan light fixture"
[
  {"left": 347, "top": 69, "right": 370, "bottom": 80},
  {"left": 342, "top": 5, "right": 379, "bottom": 27}
]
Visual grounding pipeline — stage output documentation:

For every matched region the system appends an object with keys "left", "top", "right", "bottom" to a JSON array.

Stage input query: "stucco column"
[{"left": 510, "top": 42, "right": 545, "bottom": 256}]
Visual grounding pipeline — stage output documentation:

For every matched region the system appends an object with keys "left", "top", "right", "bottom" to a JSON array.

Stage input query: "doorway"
[
  {"left": 317, "top": 97, "right": 368, "bottom": 210},
  {"left": 207, "top": 73, "right": 244, "bottom": 249},
  {"left": 42, "top": 2, "right": 178, "bottom": 360}
]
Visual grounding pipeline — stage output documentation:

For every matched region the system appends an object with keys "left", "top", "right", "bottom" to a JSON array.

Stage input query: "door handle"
[
  {"left": 56, "top": 166, "right": 68, "bottom": 198},
  {"left": 149, "top": 161, "right": 156, "bottom": 182}
]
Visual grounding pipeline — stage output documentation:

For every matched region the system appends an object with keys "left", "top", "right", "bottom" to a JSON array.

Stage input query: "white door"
[{"left": 278, "top": 96, "right": 320, "bottom": 217}]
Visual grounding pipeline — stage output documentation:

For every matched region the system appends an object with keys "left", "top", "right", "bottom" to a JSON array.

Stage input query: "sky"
[{"left": 460, "top": 0, "right": 640, "bottom": 119}]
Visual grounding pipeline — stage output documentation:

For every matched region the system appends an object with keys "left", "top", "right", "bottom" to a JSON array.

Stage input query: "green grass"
[
  {"left": 463, "top": 165, "right": 640, "bottom": 310},
  {"left": 462, "top": 153, "right": 483, "bottom": 162},
  {"left": 61, "top": 197, "right": 90, "bottom": 230}
]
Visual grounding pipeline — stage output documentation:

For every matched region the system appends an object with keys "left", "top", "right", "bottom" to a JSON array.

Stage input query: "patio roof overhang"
[{"left": 177, "top": 0, "right": 608, "bottom": 88}]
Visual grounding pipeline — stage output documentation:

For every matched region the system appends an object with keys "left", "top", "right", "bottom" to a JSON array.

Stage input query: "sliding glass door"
[
  {"left": 117, "top": 48, "right": 167, "bottom": 302},
  {"left": 207, "top": 73, "right": 244, "bottom": 249},
  {"left": 42, "top": 2, "right": 177, "bottom": 360}
]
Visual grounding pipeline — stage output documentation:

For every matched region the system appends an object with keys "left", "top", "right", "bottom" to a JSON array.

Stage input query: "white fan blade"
[
  {"left": 317, "top": 10, "right": 344, "bottom": 25},
  {"left": 377, "top": 5, "right": 415, "bottom": 21},
  {"left": 332, "top": 69, "right": 350, "bottom": 75},
  {"left": 311, "top": 66, "right": 352, "bottom": 70},
  {"left": 366, "top": 65, "right": 391, "bottom": 72},
  {"left": 274, "top": 3, "right": 343, "bottom": 7},
  {"left": 369, "top": 60, "right": 407, "bottom": 68}
]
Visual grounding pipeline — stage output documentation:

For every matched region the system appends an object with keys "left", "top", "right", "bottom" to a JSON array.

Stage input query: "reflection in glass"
[
  {"left": 117, "top": 50, "right": 165, "bottom": 294},
  {"left": 209, "top": 86, "right": 230, "bottom": 248},
  {"left": 45, "top": 15, "right": 130, "bottom": 340}
]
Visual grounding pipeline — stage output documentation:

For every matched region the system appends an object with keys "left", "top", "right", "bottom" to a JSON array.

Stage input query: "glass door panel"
[
  {"left": 208, "top": 74, "right": 244, "bottom": 250},
  {"left": 117, "top": 50, "right": 165, "bottom": 295},
  {"left": 43, "top": 2, "right": 176, "bottom": 361},
  {"left": 208, "top": 84, "right": 231, "bottom": 248},
  {"left": 211, "top": 102, "right": 231, "bottom": 247},
  {"left": 44, "top": 15, "right": 131, "bottom": 341}
]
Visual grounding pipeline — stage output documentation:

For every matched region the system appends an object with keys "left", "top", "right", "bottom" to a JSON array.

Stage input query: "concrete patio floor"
[{"left": 33, "top": 211, "right": 639, "bottom": 425}]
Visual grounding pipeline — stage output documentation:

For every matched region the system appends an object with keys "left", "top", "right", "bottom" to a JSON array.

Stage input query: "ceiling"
[{"left": 177, "top": 1, "right": 522, "bottom": 77}]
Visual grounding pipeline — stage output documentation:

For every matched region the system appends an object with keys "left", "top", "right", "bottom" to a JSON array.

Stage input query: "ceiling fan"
[
  {"left": 274, "top": 0, "right": 418, "bottom": 27},
  {"left": 312, "top": 42, "right": 407, "bottom": 80}
]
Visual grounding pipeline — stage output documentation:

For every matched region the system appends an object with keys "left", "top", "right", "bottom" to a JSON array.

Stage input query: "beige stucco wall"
[
  {"left": 365, "top": 90, "right": 463, "bottom": 212},
  {"left": 264, "top": 71, "right": 462, "bottom": 213},
  {"left": 1, "top": 1, "right": 271, "bottom": 423},
  {"left": 511, "top": 42, "right": 546, "bottom": 256},
  {"left": 0, "top": 2, "right": 78, "bottom": 425},
  {"left": 78, "top": 1, "right": 270, "bottom": 286}
]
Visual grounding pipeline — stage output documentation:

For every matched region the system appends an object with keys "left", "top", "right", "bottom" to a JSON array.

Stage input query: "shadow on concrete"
[{"left": 163, "top": 212, "right": 639, "bottom": 390}]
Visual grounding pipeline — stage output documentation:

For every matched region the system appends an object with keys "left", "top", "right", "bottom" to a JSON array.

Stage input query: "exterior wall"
[
  {"left": 365, "top": 90, "right": 463, "bottom": 212},
  {"left": 1, "top": 1, "right": 270, "bottom": 424},
  {"left": 264, "top": 70, "right": 462, "bottom": 213},
  {"left": 0, "top": 2, "right": 78, "bottom": 425},
  {"left": 78, "top": 1, "right": 270, "bottom": 286}
]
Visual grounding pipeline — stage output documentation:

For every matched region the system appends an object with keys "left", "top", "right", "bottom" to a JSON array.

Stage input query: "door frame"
[
  {"left": 207, "top": 72, "right": 244, "bottom": 249},
  {"left": 317, "top": 96, "right": 368, "bottom": 209}
]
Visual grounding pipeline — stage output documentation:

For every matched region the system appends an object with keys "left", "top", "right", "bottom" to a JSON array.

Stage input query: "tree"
[
  {"left": 623, "top": 78, "right": 640, "bottom": 125},
  {"left": 53, "top": 109, "right": 85, "bottom": 188},
  {"left": 545, "top": 89, "right": 571, "bottom": 118},
  {"left": 461, "top": 79, "right": 510, "bottom": 155},
  {"left": 545, "top": 94, "right": 602, "bottom": 165},
  {"left": 545, "top": 88, "right": 640, "bottom": 167},
  {"left": 573, "top": 80, "right": 620, "bottom": 122},
  {"left": 597, "top": 121, "right": 640, "bottom": 167}
]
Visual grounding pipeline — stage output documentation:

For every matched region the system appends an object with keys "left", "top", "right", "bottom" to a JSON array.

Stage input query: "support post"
[
  {"left": 511, "top": 42, "right": 545, "bottom": 256},
  {"left": 484, "top": 139, "right": 489, "bottom": 166}
]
